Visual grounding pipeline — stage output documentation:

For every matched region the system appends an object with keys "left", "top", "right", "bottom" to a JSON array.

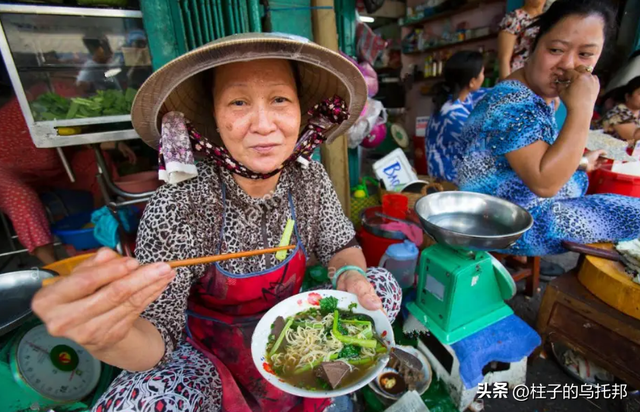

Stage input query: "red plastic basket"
[{"left": 589, "top": 164, "right": 640, "bottom": 198}]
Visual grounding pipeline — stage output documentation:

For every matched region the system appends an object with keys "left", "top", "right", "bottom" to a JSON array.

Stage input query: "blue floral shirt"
[{"left": 426, "top": 88, "right": 488, "bottom": 181}]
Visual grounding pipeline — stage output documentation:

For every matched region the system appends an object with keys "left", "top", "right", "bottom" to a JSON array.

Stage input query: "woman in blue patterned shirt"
[
  {"left": 426, "top": 51, "right": 487, "bottom": 181},
  {"left": 457, "top": 0, "right": 640, "bottom": 256}
]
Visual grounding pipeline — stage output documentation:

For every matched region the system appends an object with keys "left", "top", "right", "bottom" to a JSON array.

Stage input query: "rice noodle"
[{"left": 271, "top": 313, "right": 344, "bottom": 372}]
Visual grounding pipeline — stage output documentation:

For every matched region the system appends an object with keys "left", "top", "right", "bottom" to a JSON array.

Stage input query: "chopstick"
[{"left": 41, "top": 245, "right": 296, "bottom": 287}]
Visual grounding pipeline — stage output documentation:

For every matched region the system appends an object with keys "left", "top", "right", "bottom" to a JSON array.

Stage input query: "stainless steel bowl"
[
  {"left": 414, "top": 191, "right": 533, "bottom": 251},
  {"left": 0, "top": 269, "right": 56, "bottom": 336}
]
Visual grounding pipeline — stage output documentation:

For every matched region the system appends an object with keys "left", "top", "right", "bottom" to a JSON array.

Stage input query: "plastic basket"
[{"left": 51, "top": 212, "right": 102, "bottom": 251}]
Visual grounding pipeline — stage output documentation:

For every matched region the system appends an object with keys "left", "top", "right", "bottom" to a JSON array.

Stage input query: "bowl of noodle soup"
[{"left": 251, "top": 290, "right": 395, "bottom": 398}]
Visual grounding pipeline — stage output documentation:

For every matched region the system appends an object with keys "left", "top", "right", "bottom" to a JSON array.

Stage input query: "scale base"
[{"left": 407, "top": 301, "right": 513, "bottom": 345}]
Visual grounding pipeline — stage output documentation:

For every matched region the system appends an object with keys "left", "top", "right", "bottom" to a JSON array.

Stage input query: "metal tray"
[
  {"left": 414, "top": 191, "right": 533, "bottom": 251},
  {"left": 0, "top": 269, "right": 56, "bottom": 337}
]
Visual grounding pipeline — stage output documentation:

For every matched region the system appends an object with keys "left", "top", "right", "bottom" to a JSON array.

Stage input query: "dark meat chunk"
[
  {"left": 315, "top": 362, "right": 351, "bottom": 389},
  {"left": 388, "top": 348, "right": 425, "bottom": 391},
  {"left": 271, "top": 316, "right": 286, "bottom": 340},
  {"left": 389, "top": 348, "right": 422, "bottom": 372}
]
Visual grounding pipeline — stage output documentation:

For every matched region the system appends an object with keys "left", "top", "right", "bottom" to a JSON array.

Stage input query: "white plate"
[
  {"left": 368, "top": 345, "right": 432, "bottom": 401},
  {"left": 251, "top": 290, "right": 395, "bottom": 398}
]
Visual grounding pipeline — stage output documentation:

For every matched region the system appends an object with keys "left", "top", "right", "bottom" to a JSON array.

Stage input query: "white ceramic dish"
[
  {"left": 368, "top": 345, "right": 432, "bottom": 401},
  {"left": 251, "top": 290, "right": 395, "bottom": 398}
]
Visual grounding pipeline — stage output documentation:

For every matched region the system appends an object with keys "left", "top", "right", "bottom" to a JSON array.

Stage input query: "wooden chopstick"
[{"left": 42, "top": 245, "right": 296, "bottom": 287}]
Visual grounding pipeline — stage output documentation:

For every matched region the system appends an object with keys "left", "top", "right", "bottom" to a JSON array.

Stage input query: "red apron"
[{"left": 186, "top": 186, "right": 331, "bottom": 412}]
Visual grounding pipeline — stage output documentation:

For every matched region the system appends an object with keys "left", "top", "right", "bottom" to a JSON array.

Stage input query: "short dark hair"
[
  {"left": 530, "top": 0, "right": 617, "bottom": 52},
  {"left": 432, "top": 51, "right": 484, "bottom": 113},
  {"left": 625, "top": 76, "right": 640, "bottom": 99},
  {"left": 82, "top": 36, "right": 111, "bottom": 55}
]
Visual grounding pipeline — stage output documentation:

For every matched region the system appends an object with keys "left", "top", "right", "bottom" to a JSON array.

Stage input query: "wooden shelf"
[
  {"left": 403, "top": 33, "right": 498, "bottom": 55},
  {"left": 401, "top": 0, "right": 505, "bottom": 28},
  {"left": 417, "top": 76, "right": 444, "bottom": 82}
]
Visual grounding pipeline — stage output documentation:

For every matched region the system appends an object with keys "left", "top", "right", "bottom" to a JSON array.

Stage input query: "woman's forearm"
[
  {"left": 328, "top": 247, "right": 367, "bottom": 274},
  {"left": 506, "top": 110, "right": 591, "bottom": 197},
  {"left": 89, "top": 317, "right": 165, "bottom": 371},
  {"left": 497, "top": 32, "right": 515, "bottom": 80},
  {"left": 613, "top": 123, "right": 638, "bottom": 143},
  {"left": 538, "top": 111, "right": 591, "bottom": 188},
  {"left": 498, "top": 59, "right": 511, "bottom": 80}
]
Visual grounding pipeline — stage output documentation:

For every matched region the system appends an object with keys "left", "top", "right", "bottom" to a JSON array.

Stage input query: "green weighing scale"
[
  {"left": 0, "top": 269, "right": 115, "bottom": 412},
  {"left": 407, "top": 191, "right": 533, "bottom": 345}
]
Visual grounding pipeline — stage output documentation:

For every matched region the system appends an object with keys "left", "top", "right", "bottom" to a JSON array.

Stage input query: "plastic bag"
[
  {"left": 346, "top": 98, "right": 387, "bottom": 149},
  {"left": 356, "top": 22, "right": 387, "bottom": 65},
  {"left": 340, "top": 52, "right": 379, "bottom": 97},
  {"left": 360, "top": 61, "right": 379, "bottom": 97}
]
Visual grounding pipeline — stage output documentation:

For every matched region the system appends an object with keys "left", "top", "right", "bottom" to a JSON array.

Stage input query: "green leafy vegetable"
[
  {"left": 338, "top": 344, "right": 361, "bottom": 359},
  {"left": 332, "top": 310, "right": 377, "bottom": 348},
  {"left": 294, "top": 353, "right": 339, "bottom": 374},
  {"left": 269, "top": 317, "right": 294, "bottom": 357},
  {"left": 346, "top": 357, "right": 375, "bottom": 366},
  {"left": 340, "top": 319, "right": 373, "bottom": 338},
  {"left": 30, "top": 89, "right": 138, "bottom": 121},
  {"left": 316, "top": 378, "right": 331, "bottom": 390},
  {"left": 348, "top": 302, "right": 358, "bottom": 311},
  {"left": 319, "top": 296, "right": 338, "bottom": 315}
]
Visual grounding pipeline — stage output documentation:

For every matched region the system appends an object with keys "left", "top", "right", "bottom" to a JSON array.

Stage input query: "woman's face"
[
  {"left": 213, "top": 59, "right": 301, "bottom": 175},
  {"left": 626, "top": 88, "right": 640, "bottom": 111},
  {"left": 525, "top": 14, "right": 605, "bottom": 99}
]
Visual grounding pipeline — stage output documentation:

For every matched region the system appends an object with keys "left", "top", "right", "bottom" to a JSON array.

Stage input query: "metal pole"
[
  {"left": 91, "top": 144, "right": 155, "bottom": 200},
  {"left": 56, "top": 147, "right": 76, "bottom": 183},
  {"left": 0, "top": 212, "right": 16, "bottom": 251},
  {"left": 311, "top": 0, "right": 351, "bottom": 216}
]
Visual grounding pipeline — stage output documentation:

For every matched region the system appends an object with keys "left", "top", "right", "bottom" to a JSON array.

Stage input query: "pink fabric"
[
  {"left": 380, "top": 222, "right": 423, "bottom": 245},
  {"left": 0, "top": 97, "right": 118, "bottom": 251}
]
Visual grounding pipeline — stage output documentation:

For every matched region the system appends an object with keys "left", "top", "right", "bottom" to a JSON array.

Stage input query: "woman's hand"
[
  {"left": 558, "top": 66, "right": 600, "bottom": 117},
  {"left": 32, "top": 248, "right": 174, "bottom": 354},
  {"left": 584, "top": 149, "right": 607, "bottom": 172},
  {"left": 117, "top": 142, "right": 137, "bottom": 164},
  {"left": 336, "top": 270, "right": 382, "bottom": 311},
  {"left": 99, "top": 141, "right": 137, "bottom": 164}
]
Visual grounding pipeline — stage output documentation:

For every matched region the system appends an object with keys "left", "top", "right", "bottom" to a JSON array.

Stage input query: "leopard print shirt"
[{"left": 136, "top": 159, "right": 356, "bottom": 363}]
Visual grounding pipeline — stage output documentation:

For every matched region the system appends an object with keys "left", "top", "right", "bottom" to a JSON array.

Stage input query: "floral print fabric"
[
  {"left": 499, "top": 9, "right": 539, "bottom": 72},
  {"left": 601, "top": 103, "right": 640, "bottom": 142}
]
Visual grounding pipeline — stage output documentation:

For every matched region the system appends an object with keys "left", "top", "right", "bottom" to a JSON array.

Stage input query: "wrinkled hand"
[
  {"left": 336, "top": 270, "right": 382, "bottom": 311},
  {"left": 558, "top": 66, "right": 600, "bottom": 116},
  {"left": 118, "top": 142, "right": 137, "bottom": 164},
  {"left": 584, "top": 149, "right": 607, "bottom": 172},
  {"left": 32, "top": 248, "right": 174, "bottom": 353}
]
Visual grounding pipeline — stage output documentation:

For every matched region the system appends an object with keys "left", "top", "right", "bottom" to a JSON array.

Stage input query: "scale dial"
[{"left": 12, "top": 324, "right": 101, "bottom": 402}]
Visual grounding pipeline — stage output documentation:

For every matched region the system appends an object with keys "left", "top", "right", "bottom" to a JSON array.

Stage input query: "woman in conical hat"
[{"left": 33, "top": 33, "right": 402, "bottom": 412}]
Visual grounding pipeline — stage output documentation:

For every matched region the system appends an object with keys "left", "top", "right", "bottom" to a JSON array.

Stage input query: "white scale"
[{"left": 0, "top": 323, "right": 103, "bottom": 411}]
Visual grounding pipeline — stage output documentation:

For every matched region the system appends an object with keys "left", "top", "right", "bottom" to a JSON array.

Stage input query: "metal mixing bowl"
[
  {"left": 414, "top": 191, "right": 533, "bottom": 251},
  {"left": 0, "top": 269, "right": 56, "bottom": 337}
]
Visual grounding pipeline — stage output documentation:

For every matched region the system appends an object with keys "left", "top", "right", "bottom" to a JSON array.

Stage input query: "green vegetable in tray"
[{"left": 30, "top": 89, "right": 138, "bottom": 121}]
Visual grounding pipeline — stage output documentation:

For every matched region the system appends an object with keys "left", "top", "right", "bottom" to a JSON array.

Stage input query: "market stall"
[{"left": 0, "top": 3, "right": 156, "bottom": 409}]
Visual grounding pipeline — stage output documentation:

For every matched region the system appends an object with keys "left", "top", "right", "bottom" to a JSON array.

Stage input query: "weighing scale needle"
[
  {"left": 69, "top": 370, "right": 75, "bottom": 381},
  {"left": 27, "top": 341, "right": 50, "bottom": 355}
]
